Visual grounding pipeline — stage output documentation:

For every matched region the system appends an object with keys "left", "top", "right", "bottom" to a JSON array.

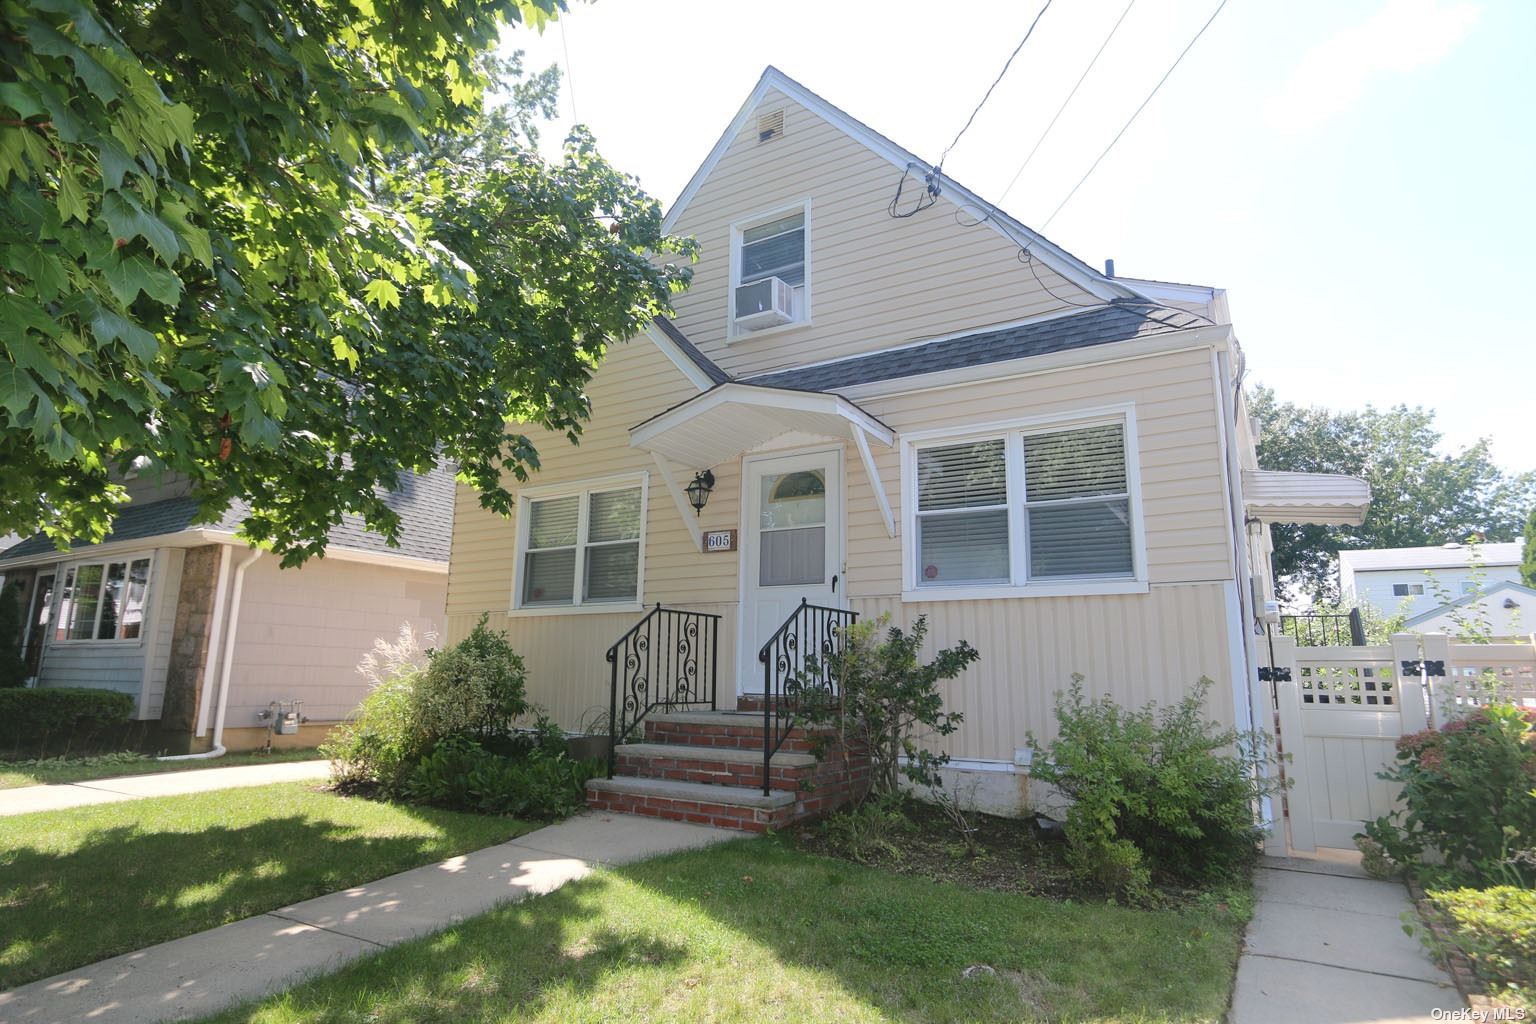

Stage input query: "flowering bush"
[{"left": 1364, "top": 703, "right": 1536, "bottom": 887}]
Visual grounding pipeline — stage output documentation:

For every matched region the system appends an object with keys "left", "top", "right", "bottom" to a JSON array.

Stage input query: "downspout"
[{"left": 158, "top": 547, "right": 262, "bottom": 760}]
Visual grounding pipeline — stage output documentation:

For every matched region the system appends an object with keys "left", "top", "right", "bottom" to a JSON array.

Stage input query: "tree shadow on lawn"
[
  {"left": 204, "top": 836, "right": 1244, "bottom": 1024},
  {"left": 0, "top": 809, "right": 511, "bottom": 991}
]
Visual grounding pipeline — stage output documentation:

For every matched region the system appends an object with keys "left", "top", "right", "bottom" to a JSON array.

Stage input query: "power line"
[
  {"left": 996, "top": 0, "right": 1139, "bottom": 205},
  {"left": 560, "top": 18, "right": 578, "bottom": 123},
  {"left": 936, "top": 0, "right": 1054, "bottom": 171},
  {"left": 1039, "top": 0, "right": 1232, "bottom": 231}
]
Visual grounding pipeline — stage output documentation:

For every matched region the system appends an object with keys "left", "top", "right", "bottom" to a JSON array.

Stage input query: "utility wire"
[
  {"left": 997, "top": 0, "right": 1139, "bottom": 204},
  {"left": 936, "top": 0, "right": 1054, "bottom": 171},
  {"left": 560, "top": 18, "right": 578, "bottom": 123},
  {"left": 1039, "top": 0, "right": 1231, "bottom": 230}
]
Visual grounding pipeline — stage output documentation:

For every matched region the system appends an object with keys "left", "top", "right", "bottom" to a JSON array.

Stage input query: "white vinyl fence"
[{"left": 1264, "top": 632, "right": 1536, "bottom": 853}]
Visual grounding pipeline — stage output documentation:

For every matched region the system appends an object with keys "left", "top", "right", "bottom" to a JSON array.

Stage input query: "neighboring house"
[
  {"left": 1402, "top": 580, "right": 1534, "bottom": 641},
  {"left": 444, "top": 67, "right": 1368, "bottom": 823},
  {"left": 0, "top": 466, "right": 453, "bottom": 753},
  {"left": 1339, "top": 542, "right": 1524, "bottom": 620}
]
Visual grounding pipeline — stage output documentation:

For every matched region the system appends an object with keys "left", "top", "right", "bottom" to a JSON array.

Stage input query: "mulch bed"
[{"left": 791, "top": 800, "right": 1078, "bottom": 899}]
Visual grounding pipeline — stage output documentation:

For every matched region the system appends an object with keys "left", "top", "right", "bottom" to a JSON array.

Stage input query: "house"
[
  {"left": 1401, "top": 580, "right": 1535, "bottom": 641},
  {"left": 441, "top": 67, "right": 1369, "bottom": 826},
  {"left": 0, "top": 465, "right": 453, "bottom": 754},
  {"left": 1339, "top": 542, "right": 1524, "bottom": 620}
]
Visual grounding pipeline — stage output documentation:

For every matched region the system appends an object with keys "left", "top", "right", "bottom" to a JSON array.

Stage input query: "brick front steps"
[{"left": 585, "top": 704, "right": 870, "bottom": 832}]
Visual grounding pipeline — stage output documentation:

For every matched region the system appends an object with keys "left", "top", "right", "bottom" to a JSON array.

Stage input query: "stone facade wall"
[{"left": 157, "top": 545, "right": 222, "bottom": 746}]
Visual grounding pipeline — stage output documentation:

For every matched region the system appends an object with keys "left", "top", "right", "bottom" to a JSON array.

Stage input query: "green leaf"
[
  {"left": 331, "top": 336, "right": 360, "bottom": 370},
  {"left": 94, "top": 136, "right": 139, "bottom": 190},
  {"left": 102, "top": 191, "right": 181, "bottom": 263},
  {"left": 363, "top": 278, "right": 401, "bottom": 310},
  {"left": 87, "top": 307, "right": 159, "bottom": 362},
  {"left": 0, "top": 82, "right": 47, "bottom": 120},
  {"left": 102, "top": 253, "right": 182, "bottom": 306},
  {"left": 5, "top": 333, "right": 63, "bottom": 387},
  {"left": 56, "top": 164, "right": 89, "bottom": 222},
  {"left": 161, "top": 202, "right": 212, "bottom": 267},
  {"left": 0, "top": 363, "right": 44, "bottom": 419},
  {"left": 23, "top": 19, "right": 120, "bottom": 101}
]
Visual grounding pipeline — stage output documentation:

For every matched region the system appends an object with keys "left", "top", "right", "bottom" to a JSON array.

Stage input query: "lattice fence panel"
[{"left": 1297, "top": 661, "right": 1397, "bottom": 707}]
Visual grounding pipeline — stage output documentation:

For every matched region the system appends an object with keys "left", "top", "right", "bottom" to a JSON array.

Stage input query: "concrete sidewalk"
[
  {"left": 0, "top": 760, "right": 332, "bottom": 817},
  {"left": 0, "top": 812, "right": 735, "bottom": 1024},
  {"left": 1230, "top": 854, "right": 1463, "bottom": 1024}
]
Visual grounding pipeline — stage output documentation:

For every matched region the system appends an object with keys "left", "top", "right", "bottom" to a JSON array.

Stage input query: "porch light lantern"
[{"left": 685, "top": 469, "right": 715, "bottom": 515}]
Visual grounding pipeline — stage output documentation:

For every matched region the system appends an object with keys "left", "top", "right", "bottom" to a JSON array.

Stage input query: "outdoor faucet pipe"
[{"left": 158, "top": 547, "right": 263, "bottom": 761}]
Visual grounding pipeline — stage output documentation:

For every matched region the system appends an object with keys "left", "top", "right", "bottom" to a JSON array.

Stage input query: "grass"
[
  {"left": 203, "top": 837, "right": 1248, "bottom": 1024},
  {"left": 0, "top": 781, "right": 533, "bottom": 990},
  {"left": 0, "top": 748, "right": 326, "bottom": 790}
]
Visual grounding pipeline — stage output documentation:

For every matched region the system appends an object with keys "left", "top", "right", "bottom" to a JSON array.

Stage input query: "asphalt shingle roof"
[
  {"left": 741, "top": 303, "right": 1208, "bottom": 393},
  {"left": 654, "top": 315, "right": 731, "bottom": 384},
  {"left": 0, "top": 464, "right": 456, "bottom": 565}
]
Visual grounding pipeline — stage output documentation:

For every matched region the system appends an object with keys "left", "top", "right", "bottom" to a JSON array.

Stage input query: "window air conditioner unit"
[{"left": 733, "top": 277, "right": 794, "bottom": 331}]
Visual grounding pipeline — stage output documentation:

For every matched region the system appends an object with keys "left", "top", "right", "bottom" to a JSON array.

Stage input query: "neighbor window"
[
  {"left": 731, "top": 203, "right": 808, "bottom": 333},
  {"left": 55, "top": 556, "right": 152, "bottom": 641},
  {"left": 1392, "top": 583, "right": 1425, "bottom": 597},
  {"left": 911, "top": 420, "right": 1137, "bottom": 590},
  {"left": 519, "top": 484, "right": 644, "bottom": 608}
]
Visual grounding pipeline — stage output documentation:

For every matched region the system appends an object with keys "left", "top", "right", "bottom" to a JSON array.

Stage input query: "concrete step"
[
  {"left": 613, "top": 742, "right": 816, "bottom": 791},
  {"left": 586, "top": 776, "right": 795, "bottom": 832},
  {"left": 643, "top": 710, "right": 830, "bottom": 753}
]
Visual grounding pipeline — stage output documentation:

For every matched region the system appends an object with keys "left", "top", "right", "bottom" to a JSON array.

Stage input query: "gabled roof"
[
  {"left": 739, "top": 303, "right": 1205, "bottom": 393},
  {"left": 1339, "top": 543, "right": 1523, "bottom": 572},
  {"left": 0, "top": 464, "right": 456, "bottom": 567},
  {"left": 664, "top": 66, "right": 1141, "bottom": 305},
  {"left": 651, "top": 316, "right": 730, "bottom": 385},
  {"left": 1403, "top": 580, "right": 1536, "bottom": 628}
]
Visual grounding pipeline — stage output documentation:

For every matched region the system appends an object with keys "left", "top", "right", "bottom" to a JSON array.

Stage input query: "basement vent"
[{"left": 757, "top": 109, "right": 785, "bottom": 144}]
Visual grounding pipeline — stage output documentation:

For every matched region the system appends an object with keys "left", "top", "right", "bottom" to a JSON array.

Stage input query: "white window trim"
[
  {"left": 50, "top": 551, "right": 157, "bottom": 646},
  {"left": 726, "top": 198, "right": 813, "bottom": 342},
  {"left": 508, "top": 472, "right": 649, "bottom": 617},
  {"left": 899, "top": 404, "right": 1148, "bottom": 602}
]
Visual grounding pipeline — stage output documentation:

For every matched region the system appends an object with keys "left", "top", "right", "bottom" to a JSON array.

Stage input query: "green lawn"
[
  {"left": 0, "top": 748, "right": 326, "bottom": 790},
  {"left": 0, "top": 781, "right": 532, "bottom": 990},
  {"left": 204, "top": 837, "right": 1248, "bottom": 1024}
]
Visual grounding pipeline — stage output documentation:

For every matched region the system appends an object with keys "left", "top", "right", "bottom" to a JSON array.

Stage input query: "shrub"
[
  {"left": 0, "top": 580, "right": 26, "bottom": 689},
  {"left": 321, "top": 668, "right": 424, "bottom": 792},
  {"left": 0, "top": 688, "right": 136, "bottom": 758},
  {"left": 404, "top": 736, "right": 602, "bottom": 819},
  {"left": 414, "top": 615, "right": 528, "bottom": 743},
  {"left": 1029, "top": 676, "right": 1281, "bottom": 901},
  {"left": 817, "top": 794, "right": 913, "bottom": 864},
  {"left": 1426, "top": 886, "right": 1536, "bottom": 1006},
  {"left": 797, "top": 614, "right": 974, "bottom": 797},
  {"left": 1364, "top": 702, "right": 1536, "bottom": 887}
]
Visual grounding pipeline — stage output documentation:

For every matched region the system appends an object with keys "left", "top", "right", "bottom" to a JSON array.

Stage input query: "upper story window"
[
  {"left": 55, "top": 555, "right": 152, "bottom": 642},
  {"left": 903, "top": 412, "right": 1144, "bottom": 599},
  {"left": 730, "top": 201, "right": 809, "bottom": 336},
  {"left": 1392, "top": 583, "right": 1425, "bottom": 597},
  {"left": 516, "top": 479, "right": 646, "bottom": 610}
]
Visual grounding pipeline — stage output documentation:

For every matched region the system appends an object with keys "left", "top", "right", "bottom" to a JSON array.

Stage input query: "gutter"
[{"left": 158, "top": 548, "right": 263, "bottom": 761}]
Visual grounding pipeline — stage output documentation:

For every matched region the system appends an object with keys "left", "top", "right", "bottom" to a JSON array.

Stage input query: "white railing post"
[
  {"left": 1390, "top": 633, "right": 1432, "bottom": 734},
  {"left": 1268, "top": 635, "right": 1311, "bottom": 854}
]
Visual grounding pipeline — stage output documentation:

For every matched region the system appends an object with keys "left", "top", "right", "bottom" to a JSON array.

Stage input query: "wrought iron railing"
[
  {"left": 606, "top": 604, "right": 721, "bottom": 777},
  {"left": 757, "top": 598, "right": 858, "bottom": 795},
  {"left": 1279, "top": 609, "right": 1366, "bottom": 647}
]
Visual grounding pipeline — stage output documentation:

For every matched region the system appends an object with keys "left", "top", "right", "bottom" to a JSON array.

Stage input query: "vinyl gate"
[{"left": 1265, "top": 633, "right": 1536, "bottom": 853}]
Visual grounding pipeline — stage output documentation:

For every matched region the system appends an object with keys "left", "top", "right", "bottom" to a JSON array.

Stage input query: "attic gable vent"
[{"left": 757, "top": 109, "right": 785, "bottom": 144}]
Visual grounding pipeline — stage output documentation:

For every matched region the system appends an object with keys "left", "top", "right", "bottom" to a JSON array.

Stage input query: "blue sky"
[{"left": 499, "top": 0, "right": 1534, "bottom": 474}]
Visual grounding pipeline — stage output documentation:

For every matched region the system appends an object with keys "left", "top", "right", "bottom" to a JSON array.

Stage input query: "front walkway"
[
  {"left": 0, "top": 759, "right": 331, "bottom": 816},
  {"left": 0, "top": 812, "right": 734, "bottom": 1024},
  {"left": 1231, "top": 854, "right": 1463, "bottom": 1024}
]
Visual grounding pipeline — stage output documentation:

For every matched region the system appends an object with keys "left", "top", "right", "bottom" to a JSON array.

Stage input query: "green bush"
[
  {"left": 0, "top": 580, "right": 26, "bottom": 688},
  {"left": 817, "top": 794, "right": 913, "bottom": 864},
  {"left": 1029, "top": 676, "right": 1281, "bottom": 901},
  {"left": 1426, "top": 886, "right": 1536, "bottom": 1006},
  {"left": 0, "top": 688, "right": 136, "bottom": 758},
  {"left": 1364, "top": 703, "right": 1536, "bottom": 887},
  {"left": 414, "top": 616, "right": 529, "bottom": 743},
  {"left": 403, "top": 735, "right": 602, "bottom": 819},
  {"left": 322, "top": 668, "right": 425, "bottom": 792}
]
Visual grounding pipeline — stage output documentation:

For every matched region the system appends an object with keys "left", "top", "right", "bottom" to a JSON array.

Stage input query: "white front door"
[{"left": 740, "top": 448, "right": 843, "bottom": 692}]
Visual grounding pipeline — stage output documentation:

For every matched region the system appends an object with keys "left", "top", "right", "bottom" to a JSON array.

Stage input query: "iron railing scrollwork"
[
  {"left": 605, "top": 604, "right": 720, "bottom": 777},
  {"left": 757, "top": 598, "right": 858, "bottom": 795}
]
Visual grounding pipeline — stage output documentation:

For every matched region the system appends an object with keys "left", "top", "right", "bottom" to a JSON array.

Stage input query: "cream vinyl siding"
[
  {"left": 842, "top": 346, "right": 1233, "bottom": 598},
  {"left": 668, "top": 88, "right": 1096, "bottom": 377},
  {"left": 225, "top": 555, "right": 445, "bottom": 725}
]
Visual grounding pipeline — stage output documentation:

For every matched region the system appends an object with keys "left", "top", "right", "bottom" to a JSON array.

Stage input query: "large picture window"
[
  {"left": 518, "top": 482, "right": 645, "bottom": 609},
  {"left": 908, "top": 416, "right": 1140, "bottom": 594},
  {"left": 55, "top": 556, "right": 152, "bottom": 642}
]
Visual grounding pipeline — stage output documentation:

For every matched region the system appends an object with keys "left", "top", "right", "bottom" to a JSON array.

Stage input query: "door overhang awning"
[
  {"left": 1242, "top": 470, "right": 1371, "bottom": 526},
  {"left": 632, "top": 383, "right": 899, "bottom": 541},
  {"left": 630, "top": 383, "right": 893, "bottom": 467}
]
